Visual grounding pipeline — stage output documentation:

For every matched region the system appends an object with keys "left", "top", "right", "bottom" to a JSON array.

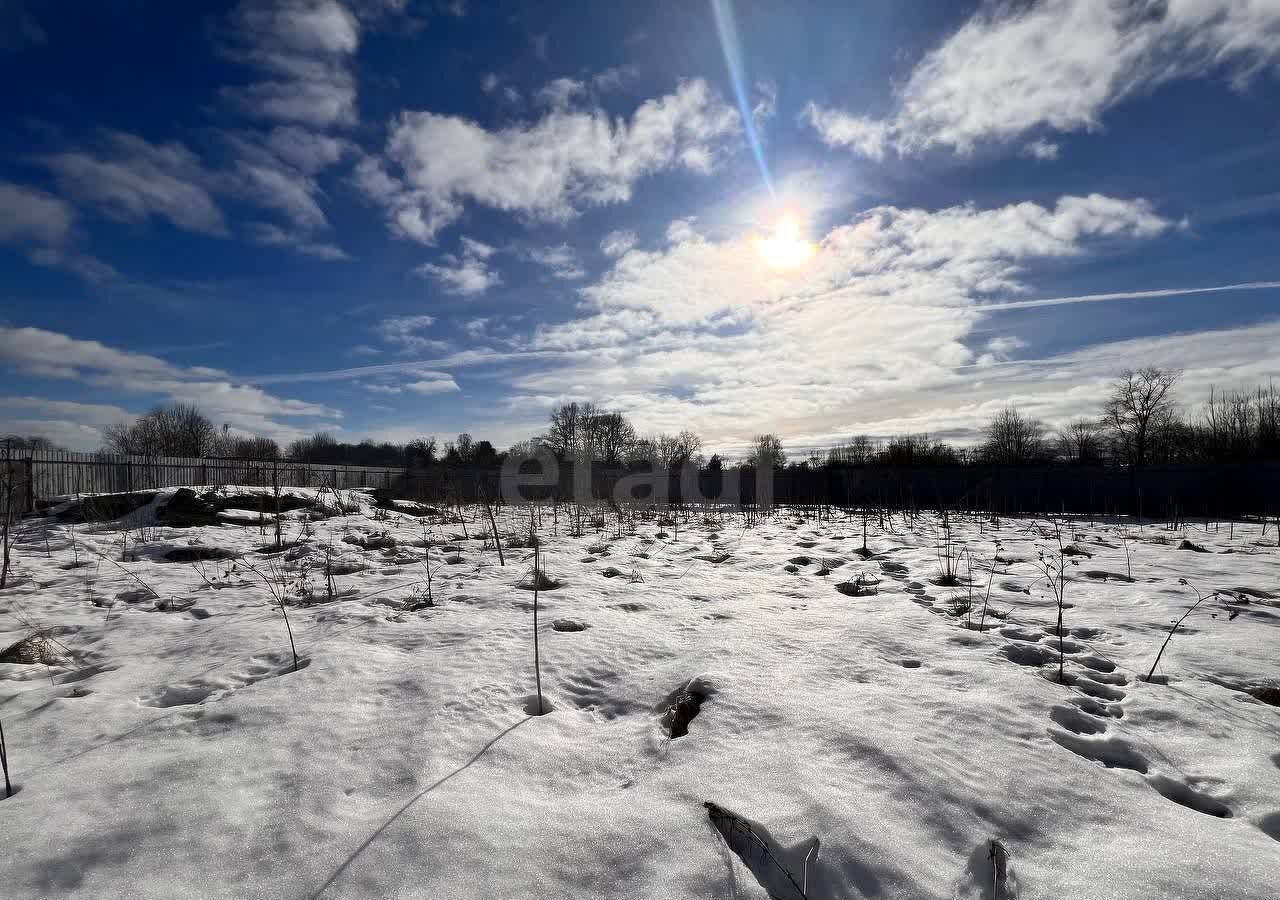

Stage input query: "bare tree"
[
  {"left": 543, "top": 402, "right": 641, "bottom": 465},
  {"left": 505, "top": 439, "right": 543, "bottom": 459},
  {"left": 230, "top": 435, "right": 280, "bottom": 460},
  {"left": 748, "top": 434, "right": 786, "bottom": 469},
  {"left": 1102, "top": 367, "right": 1181, "bottom": 466},
  {"left": 406, "top": 437, "right": 438, "bottom": 467},
  {"left": 981, "top": 407, "right": 1046, "bottom": 464},
  {"left": 655, "top": 430, "right": 703, "bottom": 469},
  {"left": 1201, "top": 385, "right": 1273, "bottom": 461},
  {"left": 588, "top": 412, "right": 637, "bottom": 466},
  {"left": 287, "top": 432, "right": 340, "bottom": 462},
  {"left": 571, "top": 402, "right": 602, "bottom": 462},
  {"left": 102, "top": 403, "right": 217, "bottom": 457},
  {"left": 625, "top": 437, "right": 658, "bottom": 466},
  {"left": 1056, "top": 418, "right": 1102, "bottom": 463},
  {"left": 454, "top": 432, "right": 475, "bottom": 464},
  {"left": 829, "top": 434, "right": 876, "bottom": 466},
  {"left": 545, "top": 402, "right": 582, "bottom": 460}
]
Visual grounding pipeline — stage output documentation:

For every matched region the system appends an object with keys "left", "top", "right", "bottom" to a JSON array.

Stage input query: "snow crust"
[{"left": 1, "top": 487, "right": 1278, "bottom": 898}]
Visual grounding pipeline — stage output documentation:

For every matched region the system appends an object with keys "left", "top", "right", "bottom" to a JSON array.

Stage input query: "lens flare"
[
  {"left": 712, "top": 0, "right": 774, "bottom": 199},
  {"left": 754, "top": 214, "right": 815, "bottom": 269}
]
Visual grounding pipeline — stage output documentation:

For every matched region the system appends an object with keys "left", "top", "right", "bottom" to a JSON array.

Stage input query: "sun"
[{"left": 754, "top": 214, "right": 816, "bottom": 269}]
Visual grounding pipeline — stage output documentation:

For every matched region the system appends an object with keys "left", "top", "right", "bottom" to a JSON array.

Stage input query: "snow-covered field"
[{"left": 1, "top": 486, "right": 1278, "bottom": 899}]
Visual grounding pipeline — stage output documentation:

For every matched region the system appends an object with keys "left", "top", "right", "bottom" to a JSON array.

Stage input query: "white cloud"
[
  {"left": 26, "top": 247, "right": 121, "bottom": 284},
  {"left": 416, "top": 256, "right": 500, "bottom": 296},
  {"left": 0, "top": 326, "right": 197, "bottom": 381},
  {"left": 976, "top": 334, "right": 1029, "bottom": 368},
  {"left": 527, "top": 243, "right": 585, "bottom": 280},
  {"left": 0, "top": 326, "right": 336, "bottom": 447},
  {"left": 360, "top": 368, "right": 460, "bottom": 395},
  {"left": 664, "top": 218, "right": 697, "bottom": 244},
  {"left": 263, "top": 125, "right": 352, "bottom": 173},
  {"left": 247, "top": 222, "right": 350, "bottom": 260},
  {"left": 372, "top": 313, "right": 449, "bottom": 353},
  {"left": 533, "top": 68, "right": 637, "bottom": 108},
  {"left": 592, "top": 65, "right": 639, "bottom": 92},
  {"left": 459, "top": 236, "right": 495, "bottom": 259},
  {"left": 571, "top": 195, "right": 1167, "bottom": 328},
  {"left": 462, "top": 317, "right": 488, "bottom": 335},
  {"left": 985, "top": 335, "right": 1027, "bottom": 356},
  {"left": 218, "top": 0, "right": 361, "bottom": 127},
  {"left": 204, "top": 3, "right": 387, "bottom": 260},
  {"left": 42, "top": 132, "right": 228, "bottom": 235},
  {"left": 807, "top": 0, "right": 1280, "bottom": 159},
  {"left": 801, "top": 105, "right": 892, "bottom": 161},
  {"left": 0, "top": 419, "right": 103, "bottom": 450},
  {"left": 600, "top": 229, "right": 637, "bottom": 258},
  {"left": 497, "top": 193, "right": 1179, "bottom": 450},
  {"left": 361, "top": 78, "right": 741, "bottom": 242},
  {"left": 223, "top": 128, "right": 347, "bottom": 228},
  {"left": 536, "top": 77, "right": 585, "bottom": 108},
  {"left": 480, "top": 72, "right": 521, "bottom": 103},
  {"left": 230, "top": 80, "right": 359, "bottom": 128},
  {"left": 40, "top": 125, "right": 351, "bottom": 257},
  {"left": 361, "top": 382, "right": 402, "bottom": 394},
  {"left": 0, "top": 396, "right": 132, "bottom": 427},
  {"left": 405, "top": 376, "right": 460, "bottom": 394},
  {"left": 237, "top": 162, "right": 330, "bottom": 230},
  {"left": 414, "top": 238, "right": 501, "bottom": 295},
  {"left": 1024, "top": 138, "right": 1060, "bottom": 161},
  {"left": 0, "top": 181, "right": 74, "bottom": 245},
  {"left": 752, "top": 80, "right": 777, "bottom": 125}
]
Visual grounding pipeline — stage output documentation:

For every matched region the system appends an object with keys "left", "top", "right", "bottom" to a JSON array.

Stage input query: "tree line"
[
  {"left": 824, "top": 369, "right": 1276, "bottom": 469},
  {"left": 6, "top": 367, "right": 1277, "bottom": 470},
  {"left": 943, "top": 368, "right": 1280, "bottom": 468}
]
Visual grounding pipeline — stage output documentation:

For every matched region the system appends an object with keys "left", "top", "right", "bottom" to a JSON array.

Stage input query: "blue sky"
[{"left": 1, "top": 0, "right": 1279, "bottom": 455}]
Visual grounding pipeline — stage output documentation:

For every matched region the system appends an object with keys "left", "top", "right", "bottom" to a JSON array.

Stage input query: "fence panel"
[{"left": 20, "top": 450, "right": 410, "bottom": 512}]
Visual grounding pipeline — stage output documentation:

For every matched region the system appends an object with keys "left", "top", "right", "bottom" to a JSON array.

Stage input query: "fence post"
[
  {"left": 24, "top": 457, "right": 34, "bottom": 514},
  {"left": 201, "top": 462, "right": 207, "bottom": 486},
  {"left": 126, "top": 459, "right": 133, "bottom": 494}
]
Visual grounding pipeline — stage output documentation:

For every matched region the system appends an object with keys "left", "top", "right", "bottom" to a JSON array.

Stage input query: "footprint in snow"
[
  {"left": 139, "top": 652, "right": 309, "bottom": 708},
  {"left": 1047, "top": 728, "right": 1149, "bottom": 772},
  {"left": 1146, "top": 774, "right": 1232, "bottom": 818},
  {"left": 1049, "top": 704, "right": 1107, "bottom": 735},
  {"left": 1257, "top": 811, "right": 1280, "bottom": 843}
]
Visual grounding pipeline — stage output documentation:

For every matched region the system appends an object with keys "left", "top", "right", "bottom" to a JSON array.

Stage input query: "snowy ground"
[{"left": 1, "top": 486, "right": 1278, "bottom": 899}]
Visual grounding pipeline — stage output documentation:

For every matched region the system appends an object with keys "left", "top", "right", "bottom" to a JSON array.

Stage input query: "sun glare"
[{"left": 754, "top": 214, "right": 815, "bottom": 269}]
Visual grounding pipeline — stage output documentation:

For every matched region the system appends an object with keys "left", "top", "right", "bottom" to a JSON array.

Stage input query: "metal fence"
[
  {"left": 18, "top": 450, "right": 407, "bottom": 512},
  {"left": 10, "top": 448, "right": 1280, "bottom": 518}
]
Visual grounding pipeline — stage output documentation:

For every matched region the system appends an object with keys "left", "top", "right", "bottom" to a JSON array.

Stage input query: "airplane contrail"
[{"left": 978, "top": 280, "right": 1280, "bottom": 312}]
